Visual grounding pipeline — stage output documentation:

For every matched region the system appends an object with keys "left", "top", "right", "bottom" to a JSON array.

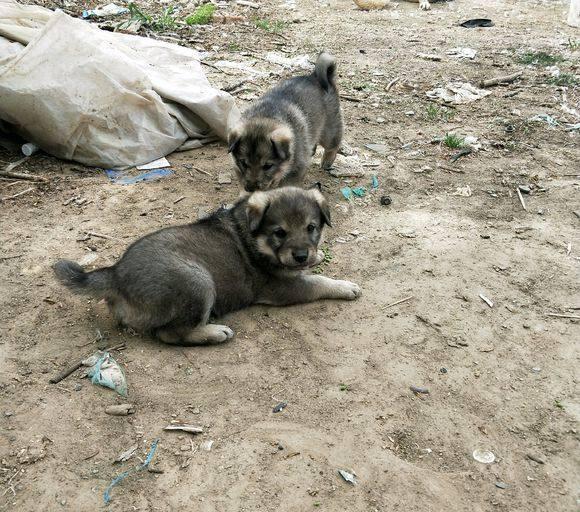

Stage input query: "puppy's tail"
[
  {"left": 53, "top": 260, "right": 115, "bottom": 297},
  {"left": 314, "top": 52, "right": 337, "bottom": 92}
]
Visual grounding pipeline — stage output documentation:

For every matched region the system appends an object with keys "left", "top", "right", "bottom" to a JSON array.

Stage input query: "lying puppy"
[
  {"left": 53, "top": 187, "right": 361, "bottom": 345},
  {"left": 228, "top": 52, "right": 343, "bottom": 192}
]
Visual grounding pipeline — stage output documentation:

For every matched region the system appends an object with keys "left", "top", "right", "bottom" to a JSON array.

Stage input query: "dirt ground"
[{"left": 1, "top": 0, "right": 579, "bottom": 510}]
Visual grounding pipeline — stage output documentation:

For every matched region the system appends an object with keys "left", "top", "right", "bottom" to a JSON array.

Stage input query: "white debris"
[
  {"left": 137, "top": 157, "right": 170, "bottom": 170},
  {"left": 264, "top": 52, "right": 313, "bottom": 70},
  {"left": 338, "top": 469, "right": 357, "bottom": 484},
  {"left": 447, "top": 47, "right": 477, "bottom": 59},
  {"left": 426, "top": 82, "right": 491, "bottom": 105},
  {"left": 473, "top": 449, "right": 495, "bottom": 464},
  {"left": 453, "top": 185, "right": 472, "bottom": 197}
]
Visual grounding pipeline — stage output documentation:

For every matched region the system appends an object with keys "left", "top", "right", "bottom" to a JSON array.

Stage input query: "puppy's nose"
[
  {"left": 245, "top": 182, "right": 258, "bottom": 192},
  {"left": 292, "top": 249, "right": 309, "bottom": 264}
]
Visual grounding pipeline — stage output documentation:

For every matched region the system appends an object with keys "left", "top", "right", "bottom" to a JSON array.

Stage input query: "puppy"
[
  {"left": 53, "top": 187, "right": 361, "bottom": 345},
  {"left": 404, "top": 0, "right": 450, "bottom": 10},
  {"left": 228, "top": 52, "right": 343, "bottom": 192}
]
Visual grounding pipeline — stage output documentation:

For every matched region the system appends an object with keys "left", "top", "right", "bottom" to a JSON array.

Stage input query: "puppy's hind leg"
[{"left": 321, "top": 147, "right": 339, "bottom": 170}]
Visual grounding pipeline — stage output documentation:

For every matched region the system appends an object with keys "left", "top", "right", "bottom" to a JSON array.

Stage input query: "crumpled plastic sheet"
[
  {"left": 83, "top": 351, "right": 127, "bottom": 397},
  {"left": 0, "top": 0, "right": 240, "bottom": 169}
]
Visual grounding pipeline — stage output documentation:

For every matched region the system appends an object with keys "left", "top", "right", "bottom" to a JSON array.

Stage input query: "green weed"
[
  {"left": 312, "top": 246, "right": 332, "bottom": 275},
  {"left": 517, "top": 51, "right": 564, "bottom": 66},
  {"left": 254, "top": 18, "right": 286, "bottom": 33},
  {"left": 443, "top": 133, "right": 465, "bottom": 149},
  {"left": 425, "top": 104, "right": 455, "bottom": 122},
  {"left": 567, "top": 38, "right": 580, "bottom": 51},
  {"left": 547, "top": 73, "right": 579, "bottom": 86},
  {"left": 339, "top": 383, "right": 350, "bottom": 392},
  {"left": 185, "top": 3, "right": 216, "bottom": 25},
  {"left": 127, "top": 3, "right": 177, "bottom": 31}
]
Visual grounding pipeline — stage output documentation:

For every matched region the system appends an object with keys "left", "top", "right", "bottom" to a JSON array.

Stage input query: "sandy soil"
[{"left": 1, "top": 0, "right": 579, "bottom": 510}]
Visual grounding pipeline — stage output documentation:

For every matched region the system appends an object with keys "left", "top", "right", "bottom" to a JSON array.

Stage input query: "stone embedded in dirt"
[
  {"left": 473, "top": 449, "right": 495, "bottom": 464},
  {"left": 410, "top": 386, "right": 430, "bottom": 395},
  {"left": 526, "top": 453, "right": 545, "bottom": 464},
  {"left": 365, "top": 143, "right": 389, "bottom": 155},
  {"left": 105, "top": 403, "right": 135, "bottom": 416},
  {"left": 518, "top": 185, "right": 531, "bottom": 194},
  {"left": 380, "top": 195, "right": 392, "bottom": 206},
  {"left": 495, "top": 482, "right": 508, "bottom": 489},
  {"left": 217, "top": 171, "right": 232, "bottom": 184},
  {"left": 200, "top": 440, "right": 214, "bottom": 451},
  {"left": 17, "top": 446, "right": 46, "bottom": 464}
]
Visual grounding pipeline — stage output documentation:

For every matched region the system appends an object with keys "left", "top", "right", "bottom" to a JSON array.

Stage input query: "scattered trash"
[
  {"left": 565, "top": 123, "right": 580, "bottom": 132},
  {"left": 516, "top": 187, "right": 527, "bottom": 211},
  {"left": 410, "top": 386, "right": 430, "bottom": 395},
  {"left": 447, "top": 47, "right": 477, "bottom": 59},
  {"left": 371, "top": 175, "right": 379, "bottom": 189},
  {"left": 463, "top": 136, "right": 481, "bottom": 150},
  {"left": 418, "top": 53, "right": 443, "bottom": 62},
  {"left": 164, "top": 421, "right": 203, "bottom": 434},
  {"left": 568, "top": 0, "right": 580, "bottom": 27},
  {"left": 479, "top": 71, "right": 522, "bottom": 89},
  {"left": 495, "top": 482, "right": 508, "bottom": 489},
  {"left": 364, "top": 143, "right": 389, "bottom": 155},
  {"left": 329, "top": 155, "right": 366, "bottom": 178},
  {"left": 21, "top": 143, "right": 39, "bottom": 156},
  {"left": 272, "top": 402, "right": 287, "bottom": 413},
  {"left": 479, "top": 344, "right": 495, "bottom": 353},
  {"left": 526, "top": 453, "right": 545, "bottom": 464},
  {"left": 427, "top": 82, "right": 491, "bottom": 105},
  {"left": 82, "top": 3, "right": 128, "bottom": 18},
  {"left": 380, "top": 195, "right": 392, "bottom": 206},
  {"left": 460, "top": 18, "right": 494, "bottom": 28},
  {"left": 83, "top": 351, "right": 127, "bottom": 397},
  {"left": 264, "top": 52, "right": 313, "bottom": 70},
  {"left": 78, "top": 252, "right": 98, "bottom": 266},
  {"left": 136, "top": 157, "right": 170, "bottom": 171},
  {"left": 200, "top": 440, "right": 214, "bottom": 451},
  {"left": 105, "top": 168, "right": 173, "bottom": 185},
  {"left": 528, "top": 114, "right": 559, "bottom": 127},
  {"left": 453, "top": 185, "right": 472, "bottom": 197},
  {"left": 338, "top": 469, "right": 357, "bottom": 485},
  {"left": 473, "top": 449, "right": 495, "bottom": 464},
  {"left": 105, "top": 404, "right": 135, "bottom": 416},
  {"left": 479, "top": 294, "right": 494, "bottom": 308},
  {"left": 104, "top": 438, "right": 159, "bottom": 504},
  {"left": 450, "top": 147, "right": 473, "bottom": 163},
  {"left": 217, "top": 171, "right": 232, "bottom": 184},
  {"left": 114, "top": 443, "right": 138, "bottom": 463}
]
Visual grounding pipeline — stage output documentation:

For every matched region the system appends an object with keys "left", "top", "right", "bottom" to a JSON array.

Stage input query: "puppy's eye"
[
  {"left": 307, "top": 224, "right": 316, "bottom": 233},
  {"left": 273, "top": 228, "right": 287, "bottom": 238},
  {"left": 262, "top": 163, "right": 274, "bottom": 172}
]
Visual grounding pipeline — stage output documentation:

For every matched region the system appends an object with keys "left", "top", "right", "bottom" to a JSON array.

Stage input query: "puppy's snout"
[{"left": 292, "top": 249, "right": 309, "bottom": 264}]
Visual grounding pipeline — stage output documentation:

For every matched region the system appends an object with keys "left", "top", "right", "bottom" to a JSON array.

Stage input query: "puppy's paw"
[
  {"left": 207, "top": 324, "right": 235, "bottom": 343},
  {"left": 332, "top": 280, "right": 362, "bottom": 300},
  {"left": 419, "top": 0, "right": 431, "bottom": 10}
]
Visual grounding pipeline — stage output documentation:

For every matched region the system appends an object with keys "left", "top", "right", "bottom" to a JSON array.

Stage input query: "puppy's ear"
[
  {"left": 309, "top": 189, "right": 332, "bottom": 227},
  {"left": 228, "top": 125, "right": 243, "bottom": 154},
  {"left": 270, "top": 126, "right": 292, "bottom": 161},
  {"left": 246, "top": 192, "right": 270, "bottom": 232}
]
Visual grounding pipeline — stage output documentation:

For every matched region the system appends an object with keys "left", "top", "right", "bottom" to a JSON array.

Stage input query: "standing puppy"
[
  {"left": 53, "top": 187, "right": 361, "bottom": 346},
  {"left": 229, "top": 52, "right": 343, "bottom": 192}
]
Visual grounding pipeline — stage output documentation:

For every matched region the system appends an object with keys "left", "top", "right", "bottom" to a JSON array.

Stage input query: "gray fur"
[
  {"left": 229, "top": 52, "right": 343, "bottom": 192},
  {"left": 53, "top": 187, "right": 360, "bottom": 345}
]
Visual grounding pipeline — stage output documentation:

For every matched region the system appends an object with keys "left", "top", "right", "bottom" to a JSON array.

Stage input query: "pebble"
[
  {"left": 5, "top": 411, "right": 13, "bottom": 417},
  {"left": 531, "top": 367, "right": 541, "bottom": 373},
  {"left": 440, "top": 367, "right": 448, "bottom": 374},
  {"left": 473, "top": 449, "right": 495, "bottom": 464},
  {"left": 495, "top": 482, "right": 508, "bottom": 489},
  {"left": 74, "top": 383, "right": 82, "bottom": 391},
  {"left": 180, "top": 444, "right": 190, "bottom": 452},
  {"left": 380, "top": 195, "right": 392, "bottom": 206},
  {"left": 518, "top": 185, "right": 531, "bottom": 194}
]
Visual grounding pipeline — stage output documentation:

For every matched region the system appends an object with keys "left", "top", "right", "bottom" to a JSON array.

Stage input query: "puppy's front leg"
[{"left": 258, "top": 275, "right": 361, "bottom": 306}]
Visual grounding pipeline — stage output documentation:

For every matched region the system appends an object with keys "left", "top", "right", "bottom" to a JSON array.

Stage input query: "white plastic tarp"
[{"left": 0, "top": 0, "right": 240, "bottom": 168}]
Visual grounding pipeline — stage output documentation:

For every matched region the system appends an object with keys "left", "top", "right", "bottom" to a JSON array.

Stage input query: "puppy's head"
[
  {"left": 228, "top": 119, "right": 294, "bottom": 192},
  {"left": 246, "top": 186, "right": 331, "bottom": 269}
]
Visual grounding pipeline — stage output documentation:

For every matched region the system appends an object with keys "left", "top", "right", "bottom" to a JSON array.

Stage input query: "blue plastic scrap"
[
  {"left": 86, "top": 352, "right": 127, "bottom": 397},
  {"left": 340, "top": 187, "right": 352, "bottom": 200},
  {"left": 371, "top": 175, "right": 379, "bottom": 189},
  {"left": 352, "top": 187, "right": 366, "bottom": 197},
  {"left": 105, "top": 168, "right": 173, "bottom": 185},
  {"left": 104, "top": 439, "right": 159, "bottom": 505}
]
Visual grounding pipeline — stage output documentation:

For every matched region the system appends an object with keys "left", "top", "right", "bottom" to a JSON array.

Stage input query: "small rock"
[
  {"left": 526, "top": 453, "right": 545, "bottom": 464},
  {"left": 277, "top": 443, "right": 284, "bottom": 451},
  {"left": 518, "top": 185, "right": 531, "bottom": 194},
  {"left": 410, "top": 385, "right": 430, "bottom": 395},
  {"left": 495, "top": 482, "right": 508, "bottom": 489},
  {"left": 338, "top": 469, "right": 357, "bottom": 484},
  {"left": 380, "top": 195, "right": 392, "bottom": 206},
  {"left": 180, "top": 444, "right": 190, "bottom": 452},
  {"left": 376, "top": 117, "right": 386, "bottom": 123},
  {"left": 217, "top": 171, "right": 232, "bottom": 184},
  {"left": 200, "top": 440, "right": 214, "bottom": 452},
  {"left": 272, "top": 402, "right": 287, "bottom": 413},
  {"left": 531, "top": 367, "right": 541, "bottom": 373},
  {"left": 5, "top": 411, "right": 13, "bottom": 417},
  {"left": 74, "top": 383, "right": 82, "bottom": 391},
  {"left": 440, "top": 367, "right": 448, "bottom": 374},
  {"left": 105, "top": 404, "right": 135, "bottom": 416}
]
